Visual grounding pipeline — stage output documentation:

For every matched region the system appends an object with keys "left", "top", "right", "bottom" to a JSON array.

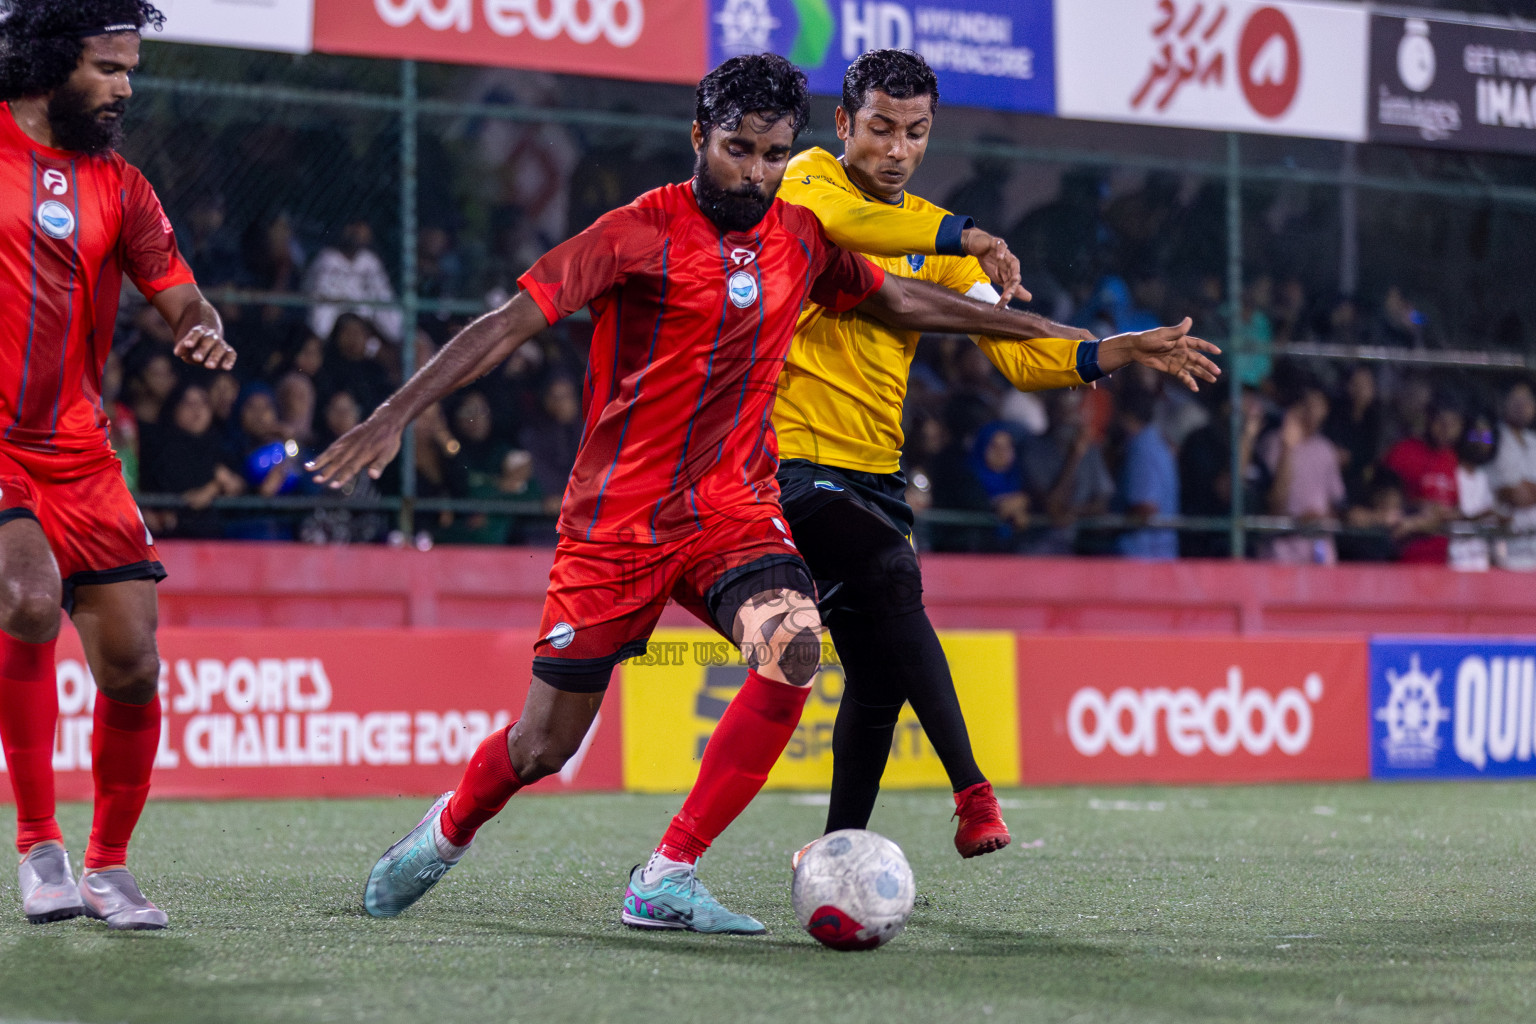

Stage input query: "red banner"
[
  {"left": 1017, "top": 636, "right": 1370, "bottom": 784},
  {"left": 0, "top": 628, "right": 621, "bottom": 800},
  {"left": 312, "top": 0, "right": 706, "bottom": 84}
]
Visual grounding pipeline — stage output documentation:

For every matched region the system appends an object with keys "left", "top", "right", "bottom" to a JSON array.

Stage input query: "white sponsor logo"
[
  {"left": 36, "top": 200, "right": 74, "bottom": 239},
  {"left": 1067, "top": 667, "right": 1323, "bottom": 758},
  {"left": 546, "top": 621, "right": 576, "bottom": 649},
  {"left": 375, "top": 0, "right": 645, "bottom": 47},
  {"left": 728, "top": 269, "right": 759, "bottom": 308},
  {"left": 730, "top": 247, "right": 756, "bottom": 266},
  {"left": 1398, "top": 18, "right": 1437, "bottom": 92},
  {"left": 1375, "top": 654, "right": 1450, "bottom": 768},
  {"left": 714, "top": 0, "right": 779, "bottom": 54},
  {"left": 42, "top": 169, "right": 68, "bottom": 196},
  {"left": 1450, "top": 654, "right": 1536, "bottom": 770}
]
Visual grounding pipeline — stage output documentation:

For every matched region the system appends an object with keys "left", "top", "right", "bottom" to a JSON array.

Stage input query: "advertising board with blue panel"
[
  {"left": 708, "top": 0, "right": 1055, "bottom": 115},
  {"left": 1371, "top": 637, "right": 1536, "bottom": 779}
]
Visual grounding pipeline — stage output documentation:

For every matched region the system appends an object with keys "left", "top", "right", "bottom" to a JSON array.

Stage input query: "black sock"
[
  {"left": 824, "top": 671, "right": 902, "bottom": 832},
  {"left": 885, "top": 607, "right": 985, "bottom": 793}
]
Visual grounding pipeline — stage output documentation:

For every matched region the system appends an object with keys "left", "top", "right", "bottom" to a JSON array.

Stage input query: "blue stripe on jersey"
[
  {"left": 716, "top": 232, "right": 765, "bottom": 470},
  {"left": 46, "top": 161, "right": 82, "bottom": 442},
  {"left": 586, "top": 239, "right": 670, "bottom": 541},
  {"left": 6, "top": 164, "right": 42, "bottom": 443},
  {"left": 654, "top": 238, "right": 731, "bottom": 539}
]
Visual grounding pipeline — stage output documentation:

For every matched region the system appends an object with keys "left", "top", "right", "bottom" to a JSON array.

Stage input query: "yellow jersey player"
[{"left": 776, "top": 50, "right": 1219, "bottom": 859}]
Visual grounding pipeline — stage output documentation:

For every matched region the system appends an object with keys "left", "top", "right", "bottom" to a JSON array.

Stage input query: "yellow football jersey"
[{"left": 775, "top": 147, "right": 1089, "bottom": 475}]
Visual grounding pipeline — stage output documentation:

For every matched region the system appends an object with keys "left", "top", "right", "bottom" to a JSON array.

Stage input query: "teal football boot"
[
  {"left": 621, "top": 862, "right": 766, "bottom": 935},
  {"left": 364, "top": 793, "right": 460, "bottom": 918}
]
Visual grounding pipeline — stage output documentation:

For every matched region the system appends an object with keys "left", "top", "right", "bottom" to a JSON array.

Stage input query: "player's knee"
[
  {"left": 0, "top": 579, "right": 62, "bottom": 645},
  {"left": 773, "top": 623, "right": 823, "bottom": 688},
  {"left": 92, "top": 647, "right": 161, "bottom": 704}
]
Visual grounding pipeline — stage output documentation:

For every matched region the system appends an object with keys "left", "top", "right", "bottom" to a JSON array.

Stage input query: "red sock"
[
  {"left": 440, "top": 725, "right": 524, "bottom": 847},
  {"left": 659, "top": 670, "right": 809, "bottom": 864},
  {"left": 0, "top": 635, "right": 62, "bottom": 854},
  {"left": 85, "top": 694, "right": 161, "bottom": 870}
]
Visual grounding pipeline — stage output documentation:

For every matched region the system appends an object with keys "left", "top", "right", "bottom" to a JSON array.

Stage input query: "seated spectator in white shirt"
[
  {"left": 1489, "top": 380, "right": 1536, "bottom": 570},
  {"left": 305, "top": 219, "right": 402, "bottom": 342}
]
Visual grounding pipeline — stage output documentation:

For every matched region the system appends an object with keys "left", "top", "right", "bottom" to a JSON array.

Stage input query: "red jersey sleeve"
[
  {"left": 518, "top": 206, "right": 664, "bottom": 323},
  {"left": 120, "top": 165, "right": 195, "bottom": 298},
  {"left": 803, "top": 216, "right": 885, "bottom": 313}
]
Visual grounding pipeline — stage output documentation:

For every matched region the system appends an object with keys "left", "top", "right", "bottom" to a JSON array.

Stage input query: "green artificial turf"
[{"left": 2, "top": 783, "right": 1536, "bottom": 1023}]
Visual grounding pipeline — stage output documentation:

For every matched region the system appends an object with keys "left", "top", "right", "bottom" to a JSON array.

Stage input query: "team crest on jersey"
[
  {"left": 728, "top": 269, "right": 759, "bottom": 308},
  {"left": 906, "top": 254, "right": 926, "bottom": 272},
  {"left": 546, "top": 622, "right": 576, "bottom": 650},
  {"left": 36, "top": 201, "right": 75, "bottom": 240},
  {"left": 42, "top": 169, "right": 68, "bottom": 196}
]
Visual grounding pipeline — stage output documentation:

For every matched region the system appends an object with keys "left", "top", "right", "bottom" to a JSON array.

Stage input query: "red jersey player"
[
  {"left": 312, "top": 55, "right": 1065, "bottom": 933},
  {"left": 0, "top": 2, "right": 234, "bottom": 930}
]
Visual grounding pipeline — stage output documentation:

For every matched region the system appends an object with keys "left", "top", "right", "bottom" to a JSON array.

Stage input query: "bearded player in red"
[
  {"left": 0, "top": 1, "right": 235, "bottom": 929},
  {"left": 312, "top": 54, "right": 1173, "bottom": 934}
]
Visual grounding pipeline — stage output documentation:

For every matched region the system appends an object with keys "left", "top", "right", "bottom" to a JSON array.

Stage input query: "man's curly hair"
[{"left": 0, "top": 0, "right": 164, "bottom": 101}]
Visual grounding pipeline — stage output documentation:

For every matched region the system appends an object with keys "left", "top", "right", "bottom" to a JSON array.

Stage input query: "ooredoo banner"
[
  {"left": 0, "top": 628, "right": 622, "bottom": 800},
  {"left": 1369, "top": 14, "right": 1536, "bottom": 156},
  {"left": 312, "top": 0, "right": 707, "bottom": 84},
  {"left": 1018, "top": 635, "right": 1370, "bottom": 784},
  {"left": 156, "top": 0, "right": 315, "bottom": 53},
  {"left": 708, "top": 0, "right": 1055, "bottom": 115},
  {"left": 1055, "top": 0, "right": 1368, "bottom": 140},
  {"left": 620, "top": 628, "right": 1021, "bottom": 793},
  {"left": 1371, "top": 637, "right": 1536, "bottom": 779}
]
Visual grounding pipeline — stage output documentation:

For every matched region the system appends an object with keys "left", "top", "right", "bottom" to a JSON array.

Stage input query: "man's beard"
[
  {"left": 48, "top": 83, "right": 126, "bottom": 156},
  {"left": 693, "top": 153, "right": 775, "bottom": 233}
]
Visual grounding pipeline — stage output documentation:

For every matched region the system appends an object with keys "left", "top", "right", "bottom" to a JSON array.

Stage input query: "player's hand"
[
  {"left": 1112, "top": 318, "right": 1222, "bottom": 392},
  {"left": 962, "top": 229, "right": 1030, "bottom": 307},
  {"left": 306, "top": 413, "right": 403, "bottom": 489},
  {"left": 174, "top": 324, "right": 237, "bottom": 371}
]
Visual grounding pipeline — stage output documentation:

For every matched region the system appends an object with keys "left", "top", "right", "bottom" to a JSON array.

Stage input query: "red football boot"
[{"left": 952, "top": 781, "right": 1011, "bottom": 858}]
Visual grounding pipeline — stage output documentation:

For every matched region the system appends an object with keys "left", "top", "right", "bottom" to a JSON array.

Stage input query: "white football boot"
[
  {"left": 80, "top": 868, "right": 168, "bottom": 930},
  {"left": 18, "top": 842, "right": 85, "bottom": 924}
]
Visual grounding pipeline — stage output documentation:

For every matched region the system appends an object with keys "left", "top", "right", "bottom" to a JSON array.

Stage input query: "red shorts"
[
  {"left": 0, "top": 444, "right": 165, "bottom": 611},
  {"left": 533, "top": 509, "right": 813, "bottom": 689}
]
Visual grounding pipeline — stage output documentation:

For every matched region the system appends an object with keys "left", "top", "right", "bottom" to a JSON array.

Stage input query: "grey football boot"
[
  {"left": 18, "top": 843, "right": 85, "bottom": 924},
  {"left": 80, "top": 868, "right": 169, "bottom": 930},
  {"left": 364, "top": 792, "right": 464, "bottom": 918}
]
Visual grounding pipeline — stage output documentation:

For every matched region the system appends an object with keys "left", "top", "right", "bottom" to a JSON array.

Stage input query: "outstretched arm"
[
  {"left": 307, "top": 291, "right": 550, "bottom": 487},
  {"left": 854, "top": 274, "right": 1067, "bottom": 340}
]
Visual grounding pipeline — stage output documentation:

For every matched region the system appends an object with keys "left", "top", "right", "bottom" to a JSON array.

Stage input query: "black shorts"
[{"left": 776, "top": 459, "right": 914, "bottom": 541}]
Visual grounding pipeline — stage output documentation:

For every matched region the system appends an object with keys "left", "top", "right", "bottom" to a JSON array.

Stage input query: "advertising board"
[
  {"left": 1371, "top": 637, "right": 1536, "bottom": 779},
  {"left": 1369, "top": 14, "right": 1536, "bottom": 155},
  {"left": 155, "top": 0, "right": 315, "bottom": 53},
  {"left": 1018, "top": 635, "right": 1370, "bottom": 784},
  {"left": 1056, "top": 0, "right": 1368, "bottom": 140},
  {"left": 312, "top": 0, "right": 707, "bottom": 83},
  {"left": 708, "top": 0, "right": 1055, "bottom": 114},
  {"left": 0, "top": 628, "right": 622, "bottom": 800}
]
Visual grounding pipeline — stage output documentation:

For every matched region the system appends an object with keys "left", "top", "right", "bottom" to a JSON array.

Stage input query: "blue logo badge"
[
  {"left": 906, "top": 254, "right": 926, "bottom": 272},
  {"left": 36, "top": 201, "right": 74, "bottom": 240},
  {"left": 728, "top": 269, "right": 759, "bottom": 308},
  {"left": 813, "top": 480, "right": 844, "bottom": 492}
]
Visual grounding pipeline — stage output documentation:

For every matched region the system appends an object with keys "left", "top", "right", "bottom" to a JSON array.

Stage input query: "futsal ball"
[{"left": 791, "top": 829, "right": 915, "bottom": 951}]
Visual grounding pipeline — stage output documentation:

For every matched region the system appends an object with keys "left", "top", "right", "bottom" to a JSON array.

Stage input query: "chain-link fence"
[{"left": 118, "top": 40, "right": 1536, "bottom": 563}]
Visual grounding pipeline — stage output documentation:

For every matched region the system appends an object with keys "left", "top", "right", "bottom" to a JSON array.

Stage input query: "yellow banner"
[{"left": 619, "top": 628, "right": 1019, "bottom": 793}]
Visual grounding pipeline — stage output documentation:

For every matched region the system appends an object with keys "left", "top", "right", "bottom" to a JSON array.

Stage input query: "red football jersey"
[
  {"left": 519, "top": 181, "right": 884, "bottom": 544},
  {"left": 0, "top": 103, "right": 194, "bottom": 455}
]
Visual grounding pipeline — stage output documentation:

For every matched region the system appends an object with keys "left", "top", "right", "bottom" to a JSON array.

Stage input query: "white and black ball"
[{"left": 791, "top": 829, "right": 915, "bottom": 950}]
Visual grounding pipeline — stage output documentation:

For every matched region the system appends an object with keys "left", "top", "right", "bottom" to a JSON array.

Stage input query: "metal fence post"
[
  {"left": 399, "top": 59, "right": 419, "bottom": 538},
  {"left": 1226, "top": 132, "right": 1246, "bottom": 560}
]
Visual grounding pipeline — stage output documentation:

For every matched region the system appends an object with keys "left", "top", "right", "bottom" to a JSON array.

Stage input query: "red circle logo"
[{"left": 1238, "top": 6, "right": 1301, "bottom": 119}]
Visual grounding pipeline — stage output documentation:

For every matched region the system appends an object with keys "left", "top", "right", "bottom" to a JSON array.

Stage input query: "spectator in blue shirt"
[{"left": 1115, "top": 384, "right": 1180, "bottom": 560}]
